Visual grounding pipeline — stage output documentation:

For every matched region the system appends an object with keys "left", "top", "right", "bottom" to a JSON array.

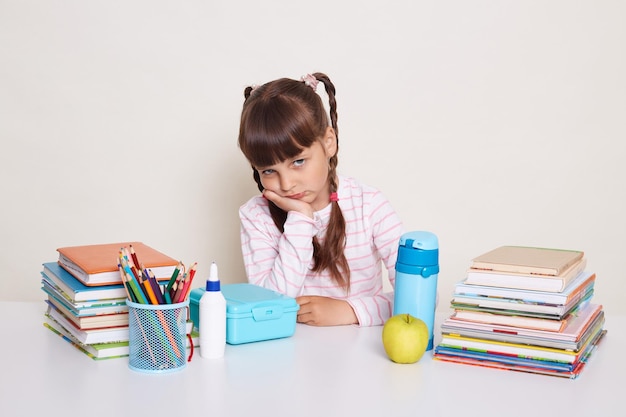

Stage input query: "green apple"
[{"left": 382, "top": 314, "right": 429, "bottom": 364}]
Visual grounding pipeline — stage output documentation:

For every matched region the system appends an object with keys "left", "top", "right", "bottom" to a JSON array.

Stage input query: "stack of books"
[
  {"left": 41, "top": 242, "right": 198, "bottom": 360},
  {"left": 433, "top": 246, "right": 607, "bottom": 379}
]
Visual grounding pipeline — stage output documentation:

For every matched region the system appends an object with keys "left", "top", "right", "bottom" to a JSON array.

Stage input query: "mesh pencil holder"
[{"left": 127, "top": 299, "right": 189, "bottom": 374}]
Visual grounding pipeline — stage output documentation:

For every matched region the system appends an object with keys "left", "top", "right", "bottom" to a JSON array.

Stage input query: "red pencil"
[
  {"left": 179, "top": 262, "right": 197, "bottom": 302},
  {"left": 172, "top": 273, "right": 186, "bottom": 304},
  {"left": 129, "top": 244, "right": 141, "bottom": 270}
]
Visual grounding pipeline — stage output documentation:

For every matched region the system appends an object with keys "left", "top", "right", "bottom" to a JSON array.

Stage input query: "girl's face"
[{"left": 255, "top": 128, "right": 337, "bottom": 212}]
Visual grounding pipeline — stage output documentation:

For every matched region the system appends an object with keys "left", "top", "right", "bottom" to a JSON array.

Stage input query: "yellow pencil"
[{"left": 118, "top": 264, "right": 133, "bottom": 301}]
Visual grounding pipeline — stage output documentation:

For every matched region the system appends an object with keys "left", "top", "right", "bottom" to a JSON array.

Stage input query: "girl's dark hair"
[{"left": 238, "top": 72, "right": 350, "bottom": 290}]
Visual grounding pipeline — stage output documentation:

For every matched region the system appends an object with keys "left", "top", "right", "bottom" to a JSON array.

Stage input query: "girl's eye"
[
  {"left": 293, "top": 159, "right": 305, "bottom": 167},
  {"left": 260, "top": 169, "right": 275, "bottom": 176}
]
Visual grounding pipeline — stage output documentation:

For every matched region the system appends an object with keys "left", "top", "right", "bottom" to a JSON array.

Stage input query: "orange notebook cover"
[{"left": 57, "top": 242, "right": 178, "bottom": 286}]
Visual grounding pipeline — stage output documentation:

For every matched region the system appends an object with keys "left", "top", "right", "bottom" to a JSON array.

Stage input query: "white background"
[{"left": 1, "top": 1, "right": 624, "bottom": 314}]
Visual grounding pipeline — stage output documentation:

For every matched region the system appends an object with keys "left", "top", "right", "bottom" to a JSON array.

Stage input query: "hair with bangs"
[
  {"left": 237, "top": 73, "right": 350, "bottom": 291},
  {"left": 239, "top": 78, "right": 328, "bottom": 171}
]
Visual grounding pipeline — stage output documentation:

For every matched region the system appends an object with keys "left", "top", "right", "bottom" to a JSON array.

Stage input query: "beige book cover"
[
  {"left": 464, "top": 258, "right": 588, "bottom": 292},
  {"left": 470, "top": 246, "right": 584, "bottom": 276}
]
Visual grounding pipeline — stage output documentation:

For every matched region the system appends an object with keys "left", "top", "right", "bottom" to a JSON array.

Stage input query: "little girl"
[{"left": 237, "top": 72, "right": 404, "bottom": 326}]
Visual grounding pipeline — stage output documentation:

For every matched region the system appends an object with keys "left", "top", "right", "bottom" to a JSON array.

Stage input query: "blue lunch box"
[{"left": 190, "top": 283, "right": 300, "bottom": 345}]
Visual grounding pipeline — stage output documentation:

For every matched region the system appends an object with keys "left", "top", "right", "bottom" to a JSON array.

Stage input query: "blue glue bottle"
[
  {"left": 393, "top": 231, "right": 439, "bottom": 350},
  {"left": 199, "top": 262, "right": 226, "bottom": 358}
]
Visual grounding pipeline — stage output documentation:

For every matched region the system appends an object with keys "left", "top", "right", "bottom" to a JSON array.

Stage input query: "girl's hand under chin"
[{"left": 263, "top": 189, "right": 315, "bottom": 219}]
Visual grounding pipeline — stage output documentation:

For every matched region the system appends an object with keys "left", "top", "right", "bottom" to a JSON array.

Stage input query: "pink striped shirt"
[{"left": 239, "top": 176, "right": 404, "bottom": 326}]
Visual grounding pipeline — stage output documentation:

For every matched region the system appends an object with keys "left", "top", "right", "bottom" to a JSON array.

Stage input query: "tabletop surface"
[{"left": 1, "top": 302, "right": 621, "bottom": 417}]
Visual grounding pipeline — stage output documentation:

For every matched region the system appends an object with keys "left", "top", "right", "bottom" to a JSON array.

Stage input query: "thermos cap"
[
  {"left": 399, "top": 231, "right": 438, "bottom": 250},
  {"left": 396, "top": 231, "right": 439, "bottom": 277}
]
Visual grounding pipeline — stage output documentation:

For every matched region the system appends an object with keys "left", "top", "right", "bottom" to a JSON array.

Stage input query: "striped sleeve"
[
  {"left": 239, "top": 197, "right": 320, "bottom": 297},
  {"left": 344, "top": 182, "right": 404, "bottom": 326}
]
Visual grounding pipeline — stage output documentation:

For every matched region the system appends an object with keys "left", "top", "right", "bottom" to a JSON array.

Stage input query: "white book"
[
  {"left": 450, "top": 289, "right": 592, "bottom": 318},
  {"left": 464, "top": 257, "right": 588, "bottom": 292},
  {"left": 44, "top": 315, "right": 129, "bottom": 359},
  {"left": 455, "top": 270, "right": 595, "bottom": 305},
  {"left": 46, "top": 304, "right": 128, "bottom": 344},
  {"left": 44, "top": 315, "right": 198, "bottom": 360}
]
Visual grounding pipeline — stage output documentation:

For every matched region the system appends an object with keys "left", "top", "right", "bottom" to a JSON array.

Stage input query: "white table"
[{"left": 1, "top": 302, "right": 621, "bottom": 417}]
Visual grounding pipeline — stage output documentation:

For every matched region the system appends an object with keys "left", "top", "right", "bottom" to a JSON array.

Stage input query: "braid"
[
  {"left": 311, "top": 163, "right": 350, "bottom": 291},
  {"left": 309, "top": 73, "right": 351, "bottom": 291},
  {"left": 313, "top": 72, "right": 338, "bottom": 138}
]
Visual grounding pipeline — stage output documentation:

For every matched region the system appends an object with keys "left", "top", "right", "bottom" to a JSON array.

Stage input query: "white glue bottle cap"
[{"left": 206, "top": 262, "right": 220, "bottom": 291}]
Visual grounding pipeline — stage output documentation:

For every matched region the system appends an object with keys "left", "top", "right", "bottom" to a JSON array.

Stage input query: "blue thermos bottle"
[{"left": 393, "top": 231, "right": 439, "bottom": 351}]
